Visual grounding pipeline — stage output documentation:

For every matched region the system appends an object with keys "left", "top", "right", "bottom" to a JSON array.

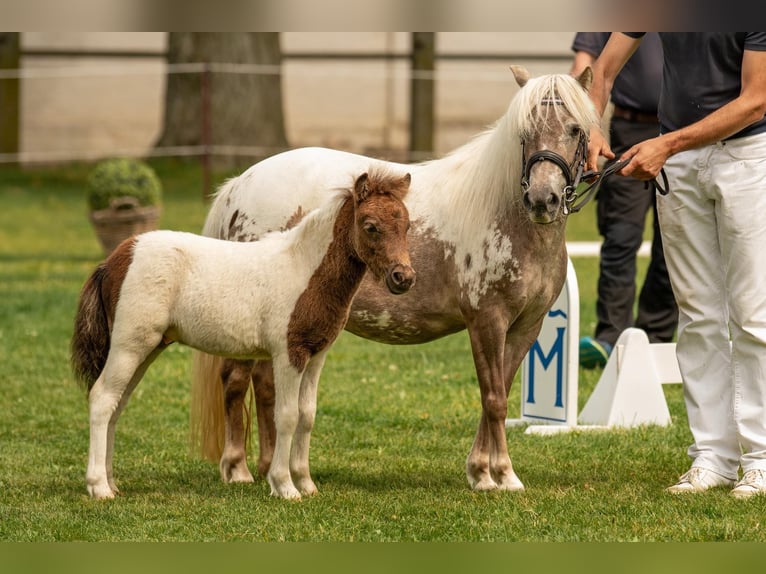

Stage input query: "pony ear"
[
  {"left": 354, "top": 172, "right": 370, "bottom": 202},
  {"left": 510, "top": 65, "right": 530, "bottom": 88},
  {"left": 576, "top": 66, "right": 593, "bottom": 91}
]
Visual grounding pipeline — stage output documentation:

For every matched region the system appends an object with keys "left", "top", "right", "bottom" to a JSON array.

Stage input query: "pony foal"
[{"left": 71, "top": 170, "right": 414, "bottom": 500}]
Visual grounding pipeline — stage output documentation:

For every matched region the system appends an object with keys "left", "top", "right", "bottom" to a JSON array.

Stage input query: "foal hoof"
[
  {"left": 87, "top": 483, "right": 116, "bottom": 500},
  {"left": 267, "top": 476, "right": 302, "bottom": 500},
  {"left": 270, "top": 485, "right": 302, "bottom": 500},
  {"left": 470, "top": 477, "right": 499, "bottom": 492}
]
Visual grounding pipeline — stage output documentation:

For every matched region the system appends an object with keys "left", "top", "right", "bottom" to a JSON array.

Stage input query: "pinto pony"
[
  {"left": 71, "top": 170, "right": 414, "bottom": 500},
  {"left": 191, "top": 65, "right": 600, "bottom": 492}
]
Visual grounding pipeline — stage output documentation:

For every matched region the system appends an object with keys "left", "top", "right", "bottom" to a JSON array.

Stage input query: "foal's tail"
[{"left": 70, "top": 264, "right": 111, "bottom": 391}]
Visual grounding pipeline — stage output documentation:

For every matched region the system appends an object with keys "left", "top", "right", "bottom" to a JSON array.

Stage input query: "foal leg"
[
  {"left": 290, "top": 350, "right": 328, "bottom": 496},
  {"left": 104, "top": 347, "right": 165, "bottom": 493},
  {"left": 87, "top": 370, "right": 122, "bottom": 500},
  {"left": 87, "top": 346, "right": 157, "bottom": 499},
  {"left": 251, "top": 360, "right": 277, "bottom": 477},
  {"left": 267, "top": 354, "right": 303, "bottom": 500},
  {"left": 219, "top": 359, "right": 256, "bottom": 483}
]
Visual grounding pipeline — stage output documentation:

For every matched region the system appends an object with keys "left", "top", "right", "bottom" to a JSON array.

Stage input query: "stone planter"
[{"left": 89, "top": 196, "right": 161, "bottom": 255}]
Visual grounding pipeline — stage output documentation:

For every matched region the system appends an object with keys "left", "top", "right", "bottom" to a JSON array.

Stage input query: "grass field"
[{"left": 1, "top": 159, "right": 764, "bottom": 543}]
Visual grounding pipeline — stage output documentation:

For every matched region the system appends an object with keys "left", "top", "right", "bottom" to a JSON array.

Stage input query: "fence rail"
[
  {"left": 21, "top": 48, "right": 571, "bottom": 62},
  {"left": 1, "top": 46, "right": 573, "bottom": 171}
]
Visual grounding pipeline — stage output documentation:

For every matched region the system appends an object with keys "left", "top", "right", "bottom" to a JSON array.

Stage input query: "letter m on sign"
[
  {"left": 518, "top": 259, "right": 579, "bottom": 426},
  {"left": 527, "top": 327, "right": 565, "bottom": 409}
]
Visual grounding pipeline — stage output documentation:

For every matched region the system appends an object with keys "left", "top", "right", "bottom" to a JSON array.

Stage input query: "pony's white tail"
[
  {"left": 190, "top": 174, "right": 249, "bottom": 462},
  {"left": 201, "top": 176, "right": 239, "bottom": 238},
  {"left": 189, "top": 351, "right": 226, "bottom": 461}
]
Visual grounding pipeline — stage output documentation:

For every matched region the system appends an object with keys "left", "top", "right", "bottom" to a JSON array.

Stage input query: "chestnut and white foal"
[{"left": 71, "top": 170, "right": 414, "bottom": 500}]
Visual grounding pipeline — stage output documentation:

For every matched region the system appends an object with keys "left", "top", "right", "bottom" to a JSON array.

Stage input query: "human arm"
[
  {"left": 619, "top": 48, "right": 766, "bottom": 180},
  {"left": 586, "top": 33, "right": 643, "bottom": 170}
]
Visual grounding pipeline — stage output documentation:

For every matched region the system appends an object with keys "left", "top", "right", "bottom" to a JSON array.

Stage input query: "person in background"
[
  {"left": 571, "top": 32, "right": 677, "bottom": 369},
  {"left": 588, "top": 32, "right": 766, "bottom": 498}
]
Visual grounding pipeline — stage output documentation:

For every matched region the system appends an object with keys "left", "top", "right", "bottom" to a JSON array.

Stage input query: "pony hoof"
[
  {"left": 496, "top": 473, "right": 525, "bottom": 492},
  {"left": 497, "top": 480, "right": 525, "bottom": 492},
  {"left": 296, "top": 479, "right": 318, "bottom": 497},
  {"left": 221, "top": 467, "right": 255, "bottom": 484},
  {"left": 220, "top": 460, "right": 255, "bottom": 483}
]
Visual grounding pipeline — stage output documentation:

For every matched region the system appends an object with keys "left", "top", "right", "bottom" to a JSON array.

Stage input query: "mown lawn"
[{"left": 1, "top": 160, "right": 764, "bottom": 546}]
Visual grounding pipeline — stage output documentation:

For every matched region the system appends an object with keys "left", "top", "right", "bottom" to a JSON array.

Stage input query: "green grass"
[{"left": 1, "top": 160, "right": 764, "bottom": 543}]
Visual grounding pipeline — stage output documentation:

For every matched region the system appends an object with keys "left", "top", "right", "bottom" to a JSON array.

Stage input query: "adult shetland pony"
[
  {"left": 71, "top": 170, "right": 414, "bottom": 500},
  {"left": 191, "top": 65, "right": 599, "bottom": 492}
]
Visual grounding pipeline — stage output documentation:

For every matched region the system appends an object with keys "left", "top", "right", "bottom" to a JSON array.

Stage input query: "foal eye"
[{"left": 364, "top": 222, "right": 379, "bottom": 235}]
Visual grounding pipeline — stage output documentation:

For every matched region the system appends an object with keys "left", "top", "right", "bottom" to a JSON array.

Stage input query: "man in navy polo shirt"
[
  {"left": 587, "top": 33, "right": 766, "bottom": 498},
  {"left": 571, "top": 32, "right": 677, "bottom": 369}
]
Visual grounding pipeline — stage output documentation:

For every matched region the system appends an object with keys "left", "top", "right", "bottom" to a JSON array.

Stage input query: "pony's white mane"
[{"left": 415, "top": 72, "right": 599, "bottom": 246}]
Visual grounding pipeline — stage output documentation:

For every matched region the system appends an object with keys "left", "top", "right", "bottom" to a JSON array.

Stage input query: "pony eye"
[
  {"left": 364, "top": 222, "right": 379, "bottom": 235},
  {"left": 568, "top": 125, "right": 581, "bottom": 138}
]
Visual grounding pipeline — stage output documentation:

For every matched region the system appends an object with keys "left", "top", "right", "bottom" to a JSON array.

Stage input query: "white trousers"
[{"left": 658, "top": 131, "right": 766, "bottom": 479}]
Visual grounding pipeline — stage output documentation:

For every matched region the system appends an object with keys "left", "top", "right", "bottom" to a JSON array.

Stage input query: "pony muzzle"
[
  {"left": 385, "top": 263, "right": 416, "bottom": 294},
  {"left": 522, "top": 184, "right": 562, "bottom": 224}
]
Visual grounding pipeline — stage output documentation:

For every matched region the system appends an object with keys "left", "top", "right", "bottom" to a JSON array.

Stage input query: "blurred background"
[{"left": 0, "top": 32, "right": 579, "bottom": 170}]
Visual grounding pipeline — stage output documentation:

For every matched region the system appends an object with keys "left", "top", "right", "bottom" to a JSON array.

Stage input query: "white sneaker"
[
  {"left": 730, "top": 469, "right": 766, "bottom": 499},
  {"left": 666, "top": 467, "right": 736, "bottom": 494}
]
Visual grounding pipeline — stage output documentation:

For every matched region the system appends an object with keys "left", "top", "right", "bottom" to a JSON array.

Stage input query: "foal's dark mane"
[{"left": 286, "top": 168, "right": 410, "bottom": 371}]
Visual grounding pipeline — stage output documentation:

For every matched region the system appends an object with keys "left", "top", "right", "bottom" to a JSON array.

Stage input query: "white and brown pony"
[
  {"left": 71, "top": 170, "right": 414, "bottom": 500},
  {"left": 192, "top": 66, "right": 599, "bottom": 492}
]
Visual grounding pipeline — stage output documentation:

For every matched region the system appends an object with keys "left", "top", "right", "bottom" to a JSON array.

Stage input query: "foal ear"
[
  {"left": 576, "top": 66, "right": 593, "bottom": 91},
  {"left": 354, "top": 172, "right": 370, "bottom": 202},
  {"left": 390, "top": 172, "right": 412, "bottom": 200},
  {"left": 510, "top": 65, "right": 530, "bottom": 88}
]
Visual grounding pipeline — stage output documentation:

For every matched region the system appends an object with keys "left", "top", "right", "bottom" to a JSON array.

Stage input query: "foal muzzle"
[{"left": 385, "top": 264, "right": 416, "bottom": 295}]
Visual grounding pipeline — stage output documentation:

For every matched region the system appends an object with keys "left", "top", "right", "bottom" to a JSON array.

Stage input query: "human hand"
[
  {"left": 618, "top": 135, "right": 673, "bottom": 180},
  {"left": 586, "top": 126, "right": 614, "bottom": 172}
]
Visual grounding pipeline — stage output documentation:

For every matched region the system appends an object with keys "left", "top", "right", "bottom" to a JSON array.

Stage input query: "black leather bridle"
[
  {"left": 520, "top": 114, "right": 668, "bottom": 215},
  {"left": 520, "top": 127, "right": 589, "bottom": 215}
]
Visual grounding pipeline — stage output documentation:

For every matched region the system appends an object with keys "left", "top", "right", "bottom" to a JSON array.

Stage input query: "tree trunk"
[
  {"left": 156, "top": 33, "right": 288, "bottom": 169},
  {"left": 0, "top": 33, "right": 20, "bottom": 159},
  {"left": 409, "top": 32, "right": 435, "bottom": 162}
]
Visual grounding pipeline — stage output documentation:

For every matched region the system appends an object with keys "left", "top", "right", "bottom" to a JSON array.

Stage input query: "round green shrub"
[{"left": 86, "top": 158, "right": 162, "bottom": 211}]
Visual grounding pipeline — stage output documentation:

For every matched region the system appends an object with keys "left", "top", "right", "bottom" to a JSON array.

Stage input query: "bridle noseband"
[
  {"left": 520, "top": 127, "right": 588, "bottom": 215},
  {"left": 520, "top": 97, "right": 669, "bottom": 216}
]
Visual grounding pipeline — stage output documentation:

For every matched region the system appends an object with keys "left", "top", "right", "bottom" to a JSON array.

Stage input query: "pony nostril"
[{"left": 522, "top": 192, "right": 532, "bottom": 210}]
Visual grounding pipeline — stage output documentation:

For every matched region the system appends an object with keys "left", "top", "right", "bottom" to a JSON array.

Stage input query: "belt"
[{"left": 611, "top": 104, "right": 658, "bottom": 124}]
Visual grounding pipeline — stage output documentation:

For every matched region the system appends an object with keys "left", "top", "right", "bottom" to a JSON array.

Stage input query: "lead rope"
[{"left": 566, "top": 160, "right": 669, "bottom": 215}]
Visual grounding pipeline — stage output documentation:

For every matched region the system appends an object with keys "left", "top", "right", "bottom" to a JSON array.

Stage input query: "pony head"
[
  {"left": 511, "top": 65, "right": 598, "bottom": 224},
  {"left": 351, "top": 170, "right": 415, "bottom": 295}
]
